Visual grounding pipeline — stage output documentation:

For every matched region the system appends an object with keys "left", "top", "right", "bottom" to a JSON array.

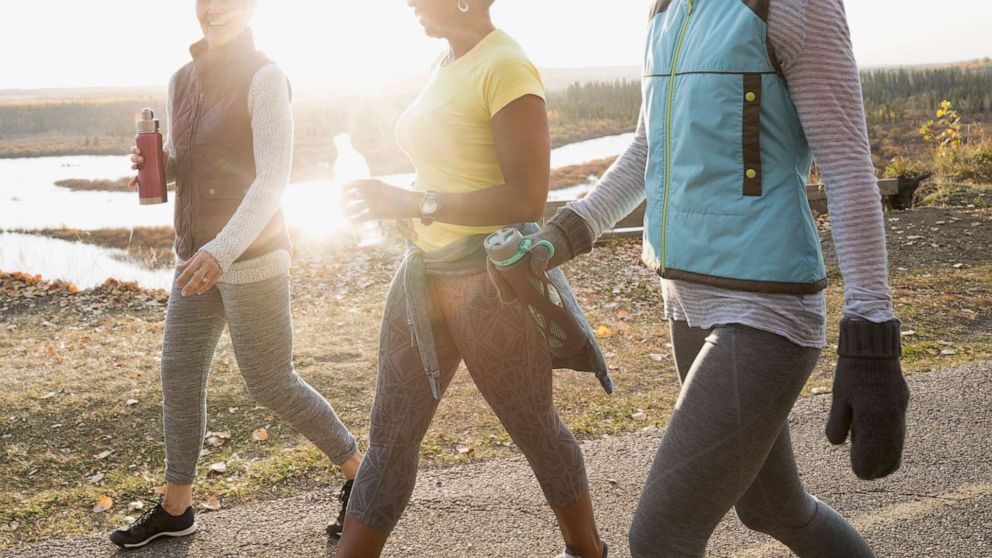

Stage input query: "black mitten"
[{"left": 826, "top": 318, "right": 910, "bottom": 480}]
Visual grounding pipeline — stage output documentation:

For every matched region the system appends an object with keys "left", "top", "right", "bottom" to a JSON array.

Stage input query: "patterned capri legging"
[{"left": 346, "top": 264, "right": 590, "bottom": 533}]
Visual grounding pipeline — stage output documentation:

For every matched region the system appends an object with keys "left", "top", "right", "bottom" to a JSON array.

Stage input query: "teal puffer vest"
[{"left": 642, "top": 0, "right": 827, "bottom": 294}]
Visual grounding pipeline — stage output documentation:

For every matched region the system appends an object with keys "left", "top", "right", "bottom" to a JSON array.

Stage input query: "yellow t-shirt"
[{"left": 395, "top": 30, "right": 546, "bottom": 252}]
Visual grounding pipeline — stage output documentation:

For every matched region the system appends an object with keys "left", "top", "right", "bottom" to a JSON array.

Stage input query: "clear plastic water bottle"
[
  {"left": 334, "top": 133, "right": 384, "bottom": 247},
  {"left": 355, "top": 220, "right": 385, "bottom": 247}
]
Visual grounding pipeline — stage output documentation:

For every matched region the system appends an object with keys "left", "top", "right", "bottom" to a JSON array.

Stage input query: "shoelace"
[
  {"left": 337, "top": 483, "right": 350, "bottom": 504},
  {"left": 129, "top": 500, "right": 164, "bottom": 529}
]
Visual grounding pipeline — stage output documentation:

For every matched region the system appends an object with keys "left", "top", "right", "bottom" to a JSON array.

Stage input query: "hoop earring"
[{"left": 457, "top": 0, "right": 470, "bottom": 13}]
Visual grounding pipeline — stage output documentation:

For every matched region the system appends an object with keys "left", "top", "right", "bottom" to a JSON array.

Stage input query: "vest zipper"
[
  {"left": 660, "top": 0, "right": 695, "bottom": 274},
  {"left": 188, "top": 92, "right": 205, "bottom": 181},
  {"left": 184, "top": 91, "right": 204, "bottom": 254}
]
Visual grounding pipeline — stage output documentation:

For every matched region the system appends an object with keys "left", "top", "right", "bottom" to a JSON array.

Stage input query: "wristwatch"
[{"left": 419, "top": 191, "right": 440, "bottom": 226}]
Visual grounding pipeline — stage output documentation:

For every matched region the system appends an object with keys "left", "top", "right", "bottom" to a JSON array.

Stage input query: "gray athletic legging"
[
  {"left": 628, "top": 321, "right": 875, "bottom": 557},
  {"left": 161, "top": 273, "right": 357, "bottom": 485}
]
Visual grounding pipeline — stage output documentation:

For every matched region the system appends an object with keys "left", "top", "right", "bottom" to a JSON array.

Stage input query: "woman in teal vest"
[{"left": 495, "top": 0, "right": 908, "bottom": 555}]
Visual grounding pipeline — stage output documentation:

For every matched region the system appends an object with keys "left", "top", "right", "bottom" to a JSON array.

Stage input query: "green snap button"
[
  {"left": 745, "top": 92, "right": 757, "bottom": 102},
  {"left": 746, "top": 169, "right": 758, "bottom": 179}
]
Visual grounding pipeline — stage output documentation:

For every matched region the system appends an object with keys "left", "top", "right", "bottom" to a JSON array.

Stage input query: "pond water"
[
  {"left": 0, "top": 233, "right": 175, "bottom": 291},
  {"left": 0, "top": 132, "right": 634, "bottom": 289}
]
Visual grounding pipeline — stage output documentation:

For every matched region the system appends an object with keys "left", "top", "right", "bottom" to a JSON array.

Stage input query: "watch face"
[{"left": 422, "top": 197, "right": 440, "bottom": 216}]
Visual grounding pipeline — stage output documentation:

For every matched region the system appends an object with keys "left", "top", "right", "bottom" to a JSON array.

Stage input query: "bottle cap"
[
  {"left": 136, "top": 108, "right": 159, "bottom": 133},
  {"left": 484, "top": 228, "right": 525, "bottom": 264}
]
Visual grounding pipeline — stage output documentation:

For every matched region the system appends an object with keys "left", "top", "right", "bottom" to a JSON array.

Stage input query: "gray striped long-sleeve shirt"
[{"left": 567, "top": 0, "right": 896, "bottom": 349}]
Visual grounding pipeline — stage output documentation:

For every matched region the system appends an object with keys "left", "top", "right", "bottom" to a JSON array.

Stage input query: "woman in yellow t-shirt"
[{"left": 337, "top": 1, "right": 608, "bottom": 557}]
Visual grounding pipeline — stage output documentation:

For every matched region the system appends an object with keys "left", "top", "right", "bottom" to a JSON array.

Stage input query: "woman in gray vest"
[
  {"left": 498, "top": 0, "right": 908, "bottom": 556},
  {"left": 112, "top": 0, "right": 362, "bottom": 549}
]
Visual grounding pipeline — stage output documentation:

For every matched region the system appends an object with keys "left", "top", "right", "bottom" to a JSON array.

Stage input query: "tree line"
[{"left": 1, "top": 64, "right": 988, "bottom": 162}]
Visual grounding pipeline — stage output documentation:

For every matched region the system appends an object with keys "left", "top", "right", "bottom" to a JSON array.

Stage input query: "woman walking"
[
  {"left": 508, "top": 0, "right": 909, "bottom": 556},
  {"left": 111, "top": 0, "right": 362, "bottom": 548},
  {"left": 334, "top": 1, "right": 610, "bottom": 556}
]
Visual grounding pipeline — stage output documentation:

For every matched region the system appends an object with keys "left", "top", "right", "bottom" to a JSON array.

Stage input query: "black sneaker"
[
  {"left": 109, "top": 502, "right": 197, "bottom": 549},
  {"left": 326, "top": 479, "right": 354, "bottom": 539}
]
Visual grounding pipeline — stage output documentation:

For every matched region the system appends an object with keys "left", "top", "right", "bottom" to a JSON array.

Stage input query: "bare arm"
[
  {"left": 429, "top": 94, "right": 550, "bottom": 225},
  {"left": 345, "top": 95, "right": 551, "bottom": 226}
]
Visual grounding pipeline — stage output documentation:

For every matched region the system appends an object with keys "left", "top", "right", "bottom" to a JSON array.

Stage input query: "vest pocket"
[
  {"left": 199, "top": 181, "right": 248, "bottom": 200},
  {"left": 742, "top": 73, "right": 763, "bottom": 197}
]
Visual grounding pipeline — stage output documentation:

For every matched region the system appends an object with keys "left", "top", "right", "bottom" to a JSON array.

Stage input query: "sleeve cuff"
[
  {"left": 837, "top": 317, "right": 902, "bottom": 359},
  {"left": 547, "top": 207, "right": 595, "bottom": 258},
  {"left": 199, "top": 241, "right": 236, "bottom": 274}
]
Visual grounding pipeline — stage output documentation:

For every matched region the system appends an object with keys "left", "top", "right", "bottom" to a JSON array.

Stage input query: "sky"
[{"left": 0, "top": 0, "right": 989, "bottom": 91}]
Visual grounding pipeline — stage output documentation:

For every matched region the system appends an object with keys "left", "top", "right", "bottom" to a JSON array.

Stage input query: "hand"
[
  {"left": 826, "top": 318, "right": 910, "bottom": 480},
  {"left": 341, "top": 179, "right": 419, "bottom": 222},
  {"left": 129, "top": 146, "right": 169, "bottom": 189},
  {"left": 175, "top": 251, "right": 223, "bottom": 297},
  {"left": 486, "top": 208, "right": 594, "bottom": 304}
]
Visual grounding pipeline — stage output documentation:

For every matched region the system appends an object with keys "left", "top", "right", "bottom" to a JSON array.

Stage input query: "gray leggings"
[
  {"left": 628, "top": 321, "right": 874, "bottom": 557},
  {"left": 346, "top": 267, "right": 589, "bottom": 533},
  {"left": 161, "top": 273, "right": 357, "bottom": 485}
]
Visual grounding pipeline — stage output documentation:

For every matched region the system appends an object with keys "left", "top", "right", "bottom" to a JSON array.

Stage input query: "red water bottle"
[
  {"left": 485, "top": 228, "right": 588, "bottom": 358},
  {"left": 135, "top": 108, "right": 167, "bottom": 205}
]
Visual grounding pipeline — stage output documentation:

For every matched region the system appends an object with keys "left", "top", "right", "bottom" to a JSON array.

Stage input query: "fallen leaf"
[
  {"left": 152, "top": 484, "right": 167, "bottom": 496},
  {"left": 215, "top": 431, "right": 231, "bottom": 440},
  {"left": 202, "top": 495, "right": 222, "bottom": 511},
  {"left": 87, "top": 472, "right": 105, "bottom": 484},
  {"left": 252, "top": 428, "right": 269, "bottom": 443},
  {"left": 128, "top": 501, "right": 145, "bottom": 511},
  {"left": 125, "top": 399, "right": 139, "bottom": 406},
  {"left": 900, "top": 330, "right": 916, "bottom": 337},
  {"left": 940, "top": 349, "right": 959, "bottom": 356},
  {"left": 40, "top": 391, "right": 57, "bottom": 400},
  {"left": 811, "top": 387, "right": 831, "bottom": 395},
  {"left": 630, "top": 410, "right": 648, "bottom": 422},
  {"left": 648, "top": 353, "right": 666, "bottom": 362},
  {"left": 96, "top": 450, "right": 113, "bottom": 460},
  {"left": 617, "top": 309, "right": 631, "bottom": 320},
  {"left": 208, "top": 462, "right": 227, "bottom": 474},
  {"left": 93, "top": 495, "right": 114, "bottom": 513},
  {"left": 596, "top": 326, "right": 614, "bottom": 339}
]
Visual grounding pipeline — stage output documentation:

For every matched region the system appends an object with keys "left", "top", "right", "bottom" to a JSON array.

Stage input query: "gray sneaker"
[{"left": 555, "top": 540, "right": 608, "bottom": 558}]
